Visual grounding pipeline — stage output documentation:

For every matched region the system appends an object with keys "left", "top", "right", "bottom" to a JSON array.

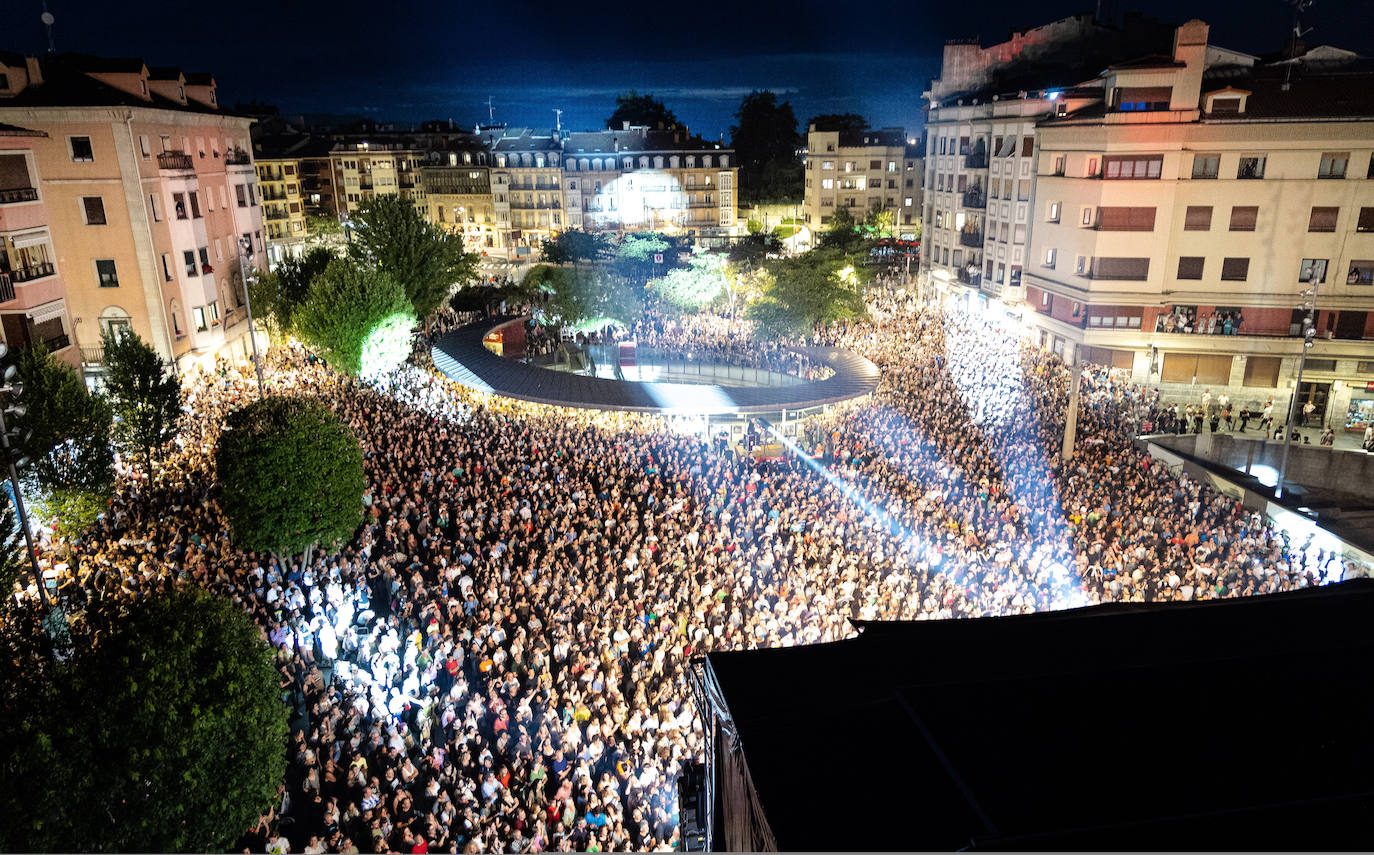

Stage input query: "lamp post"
[
  {"left": 1275, "top": 274, "right": 1320, "bottom": 499},
  {"left": 237, "top": 236, "right": 266, "bottom": 398}
]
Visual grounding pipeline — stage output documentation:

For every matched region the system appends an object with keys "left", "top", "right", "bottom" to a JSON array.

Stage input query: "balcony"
[
  {"left": 226, "top": 150, "right": 252, "bottom": 166},
  {"left": 359, "top": 181, "right": 374, "bottom": 191},
  {"left": 81, "top": 345, "right": 103, "bottom": 365},
  {"left": 157, "top": 151, "right": 195, "bottom": 171},
  {"left": 0, "top": 187, "right": 38, "bottom": 204},
  {"left": 961, "top": 188, "right": 986, "bottom": 209},
  {"left": 9, "top": 261, "right": 55, "bottom": 282},
  {"left": 958, "top": 230, "right": 984, "bottom": 248},
  {"left": 0, "top": 273, "right": 13, "bottom": 303},
  {"left": 44, "top": 333, "right": 70, "bottom": 351},
  {"left": 958, "top": 268, "right": 983, "bottom": 287},
  {"left": 964, "top": 152, "right": 989, "bottom": 169}
]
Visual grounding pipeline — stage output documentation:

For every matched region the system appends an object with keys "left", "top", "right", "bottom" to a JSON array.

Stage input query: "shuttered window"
[
  {"left": 1162, "top": 353, "right": 1233, "bottom": 384},
  {"left": 1308, "top": 207, "right": 1339, "bottom": 232},
  {"left": 1184, "top": 206, "right": 1212, "bottom": 230},
  {"left": 1177, "top": 257, "right": 1204, "bottom": 280},
  {"left": 1095, "top": 206, "right": 1156, "bottom": 231},
  {"left": 1229, "top": 206, "right": 1258, "bottom": 231},
  {"left": 1221, "top": 257, "right": 1250, "bottom": 281},
  {"left": 1090, "top": 257, "right": 1150, "bottom": 280},
  {"left": 1244, "top": 356, "right": 1282, "bottom": 388},
  {"left": 1103, "top": 154, "right": 1163, "bottom": 179}
]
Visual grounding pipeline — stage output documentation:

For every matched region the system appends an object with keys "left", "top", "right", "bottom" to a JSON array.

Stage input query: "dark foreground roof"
[
  {"left": 431, "top": 317, "right": 878, "bottom": 415},
  {"left": 703, "top": 580, "right": 1374, "bottom": 850}
]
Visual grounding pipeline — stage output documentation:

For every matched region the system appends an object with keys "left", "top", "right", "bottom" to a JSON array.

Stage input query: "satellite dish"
[{"left": 41, "top": 11, "right": 54, "bottom": 24}]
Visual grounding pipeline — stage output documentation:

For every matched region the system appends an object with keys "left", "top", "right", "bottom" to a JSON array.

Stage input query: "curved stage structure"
[{"left": 430, "top": 316, "right": 880, "bottom": 415}]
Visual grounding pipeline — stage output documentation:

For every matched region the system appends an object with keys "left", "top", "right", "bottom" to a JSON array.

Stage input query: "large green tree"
[
  {"left": 751, "top": 252, "right": 867, "bottom": 334},
  {"left": 0, "top": 587, "right": 287, "bottom": 852},
  {"left": 606, "top": 91, "right": 678, "bottom": 129},
  {"left": 540, "top": 229, "right": 610, "bottom": 267},
  {"left": 614, "top": 232, "right": 673, "bottom": 280},
  {"left": 247, "top": 246, "right": 333, "bottom": 335},
  {"left": 293, "top": 258, "right": 415, "bottom": 377},
  {"left": 818, "top": 205, "right": 862, "bottom": 251},
  {"left": 100, "top": 330, "right": 181, "bottom": 475},
  {"left": 657, "top": 246, "right": 729, "bottom": 311},
  {"left": 535, "top": 265, "right": 642, "bottom": 328},
  {"left": 347, "top": 195, "right": 478, "bottom": 318},
  {"left": 731, "top": 91, "right": 803, "bottom": 204},
  {"left": 216, "top": 395, "right": 364, "bottom": 560},
  {"left": 12, "top": 345, "right": 114, "bottom": 538}
]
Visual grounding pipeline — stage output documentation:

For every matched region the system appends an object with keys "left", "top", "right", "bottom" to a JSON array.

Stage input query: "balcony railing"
[
  {"left": 958, "top": 268, "right": 983, "bottom": 287},
  {"left": 0, "top": 187, "right": 38, "bottom": 204},
  {"left": 958, "top": 230, "right": 984, "bottom": 248},
  {"left": 961, "top": 188, "right": 986, "bottom": 209},
  {"left": 964, "top": 152, "right": 989, "bottom": 169},
  {"left": 0, "top": 273, "right": 13, "bottom": 303},
  {"left": 44, "top": 333, "right": 70, "bottom": 351},
  {"left": 10, "top": 262, "right": 55, "bottom": 282},
  {"left": 226, "top": 150, "right": 252, "bottom": 165},
  {"left": 157, "top": 151, "right": 195, "bottom": 170},
  {"left": 81, "top": 345, "right": 103, "bottom": 365}
]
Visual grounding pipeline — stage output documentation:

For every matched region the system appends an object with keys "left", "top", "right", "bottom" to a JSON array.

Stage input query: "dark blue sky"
[{"left": 9, "top": 0, "right": 1372, "bottom": 138}]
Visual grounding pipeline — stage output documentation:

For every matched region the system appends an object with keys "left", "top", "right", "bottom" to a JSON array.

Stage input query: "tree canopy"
[
  {"left": 215, "top": 395, "right": 364, "bottom": 558},
  {"left": 731, "top": 91, "right": 803, "bottom": 204},
  {"left": 347, "top": 195, "right": 478, "bottom": 318},
  {"left": 807, "top": 113, "right": 869, "bottom": 132},
  {"left": 0, "top": 587, "right": 287, "bottom": 852},
  {"left": 605, "top": 91, "right": 678, "bottom": 130},
  {"left": 0, "top": 486, "right": 26, "bottom": 595},
  {"left": 247, "top": 246, "right": 333, "bottom": 334},
  {"left": 540, "top": 229, "right": 610, "bottom": 266},
  {"left": 818, "top": 205, "right": 862, "bottom": 251},
  {"left": 656, "top": 246, "right": 729, "bottom": 311},
  {"left": 533, "top": 264, "right": 643, "bottom": 328},
  {"left": 613, "top": 232, "right": 675, "bottom": 280},
  {"left": 293, "top": 258, "right": 415, "bottom": 377},
  {"left": 101, "top": 329, "right": 182, "bottom": 475},
  {"left": 750, "top": 254, "right": 867, "bottom": 334}
]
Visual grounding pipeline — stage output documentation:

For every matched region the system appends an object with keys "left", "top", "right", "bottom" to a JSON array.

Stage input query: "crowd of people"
[{"left": 12, "top": 292, "right": 1366, "bottom": 853}]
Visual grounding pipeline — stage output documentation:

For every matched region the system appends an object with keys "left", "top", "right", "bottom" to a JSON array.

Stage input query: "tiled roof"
[
  {"left": 431, "top": 316, "right": 878, "bottom": 415},
  {"left": 564, "top": 129, "right": 728, "bottom": 155},
  {"left": 0, "top": 122, "right": 45, "bottom": 137},
  {"left": 0, "top": 54, "right": 241, "bottom": 118}
]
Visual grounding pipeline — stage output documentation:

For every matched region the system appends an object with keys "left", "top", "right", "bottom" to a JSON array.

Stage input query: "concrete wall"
[{"left": 1154, "top": 431, "right": 1374, "bottom": 501}]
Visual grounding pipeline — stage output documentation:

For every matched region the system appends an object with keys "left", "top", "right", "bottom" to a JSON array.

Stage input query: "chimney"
[
  {"left": 25, "top": 56, "right": 42, "bottom": 86},
  {"left": 1169, "top": 20, "right": 1209, "bottom": 110},
  {"left": 622, "top": 121, "right": 630, "bottom": 131}
]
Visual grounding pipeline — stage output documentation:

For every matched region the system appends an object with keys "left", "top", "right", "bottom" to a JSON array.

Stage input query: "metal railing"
[
  {"left": 157, "top": 151, "right": 194, "bottom": 170},
  {"left": 81, "top": 346, "right": 103, "bottom": 365},
  {"left": 10, "top": 262, "right": 55, "bottom": 282},
  {"left": 226, "top": 150, "right": 252, "bottom": 165},
  {"left": 964, "top": 152, "right": 989, "bottom": 169},
  {"left": 958, "top": 230, "right": 984, "bottom": 248},
  {"left": 961, "top": 188, "right": 986, "bottom": 209},
  {"left": 44, "top": 333, "right": 70, "bottom": 351},
  {"left": 0, "top": 274, "right": 13, "bottom": 303},
  {"left": 0, "top": 187, "right": 38, "bottom": 204}
]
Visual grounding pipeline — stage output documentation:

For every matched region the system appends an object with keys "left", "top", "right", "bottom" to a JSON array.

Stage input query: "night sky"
[{"left": 8, "top": 0, "right": 1373, "bottom": 138}]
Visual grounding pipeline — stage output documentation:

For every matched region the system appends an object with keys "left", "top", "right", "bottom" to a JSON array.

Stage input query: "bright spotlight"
[{"left": 360, "top": 312, "right": 415, "bottom": 379}]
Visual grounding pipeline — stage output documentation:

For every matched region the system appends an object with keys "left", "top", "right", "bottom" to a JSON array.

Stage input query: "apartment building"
[
  {"left": 802, "top": 127, "right": 922, "bottom": 240},
  {"left": 921, "top": 14, "right": 1177, "bottom": 302},
  {"left": 0, "top": 122, "right": 79, "bottom": 369},
  {"left": 562, "top": 125, "right": 738, "bottom": 241},
  {"left": 487, "top": 128, "right": 566, "bottom": 251},
  {"left": 0, "top": 53, "right": 265, "bottom": 375},
  {"left": 1024, "top": 20, "right": 1374, "bottom": 429},
  {"left": 326, "top": 142, "right": 425, "bottom": 217}
]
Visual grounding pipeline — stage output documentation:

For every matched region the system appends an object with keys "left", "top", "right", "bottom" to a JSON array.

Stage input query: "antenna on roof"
[
  {"left": 553, "top": 109, "right": 563, "bottom": 135},
  {"left": 40, "top": 0, "right": 56, "bottom": 53},
  {"left": 1281, "top": 0, "right": 1316, "bottom": 91},
  {"left": 487, "top": 96, "right": 495, "bottom": 123}
]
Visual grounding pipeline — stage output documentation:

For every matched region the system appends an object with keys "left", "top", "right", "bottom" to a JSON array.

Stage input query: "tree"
[
  {"left": 657, "top": 246, "right": 729, "bottom": 311},
  {"left": 0, "top": 486, "right": 26, "bottom": 595},
  {"left": 751, "top": 253, "right": 867, "bottom": 334},
  {"left": 216, "top": 395, "right": 364, "bottom": 560},
  {"left": 807, "top": 113, "right": 868, "bottom": 132},
  {"left": 247, "top": 246, "right": 333, "bottom": 335},
  {"left": 293, "top": 258, "right": 415, "bottom": 377},
  {"left": 728, "top": 233, "right": 779, "bottom": 268},
  {"left": 100, "top": 330, "right": 181, "bottom": 475},
  {"left": 819, "top": 206, "right": 862, "bottom": 251},
  {"left": 540, "top": 229, "right": 609, "bottom": 267},
  {"left": 605, "top": 91, "right": 678, "bottom": 130},
  {"left": 731, "top": 91, "right": 803, "bottom": 204},
  {"left": 863, "top": 202, "right": 894, "bottom": 238},
  {"left": 539, "top": 265, "right": 642, "bottom": 328},
  {"left": 0, "top": 587, "right": 287, "bottom": 852},
  {"left": 347, "top": 195, "right": 478, "bottom": 318},
  {"left": 12, "top": 344, "right": 114, "bottom": 539},
  {"left": 615, "top": 232, "right": 672, "bottom": 280}
]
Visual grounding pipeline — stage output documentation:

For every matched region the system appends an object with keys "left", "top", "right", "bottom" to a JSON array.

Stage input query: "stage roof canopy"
[{"left": 703, "top": 580, "right": 1374, "bottom": 850}]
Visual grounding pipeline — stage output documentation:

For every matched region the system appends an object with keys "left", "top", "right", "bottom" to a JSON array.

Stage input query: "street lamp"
[
  {"left": 1276, "top": 274, "right": 1321, "bottom": 499},
  {"left": 236, "top": 236, "right": 266, "bottom": 398}
]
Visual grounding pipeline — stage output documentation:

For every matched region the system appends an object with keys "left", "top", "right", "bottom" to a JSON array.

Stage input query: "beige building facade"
[
  {"left": 1022, "top": 20, "right": 1374, "bottom": 429},
  {"left": 803, "top": 127, "right": 922, "bottom": 240},
  {"left": 0, "top": 53, "right": 265, "bottom": 375}
]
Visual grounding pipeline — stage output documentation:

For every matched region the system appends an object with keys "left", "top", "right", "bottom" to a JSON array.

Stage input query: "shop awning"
[
  {"left": 27, "top": 299, "right": 67, "bottom": 324},
  {"left": 9, "top": 229, "right": 50, "bottom": 249}
]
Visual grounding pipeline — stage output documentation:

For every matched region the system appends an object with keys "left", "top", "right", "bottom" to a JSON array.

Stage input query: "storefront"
[{"left": 1344, "top": 381, "right": 1374, "bottom": 432}]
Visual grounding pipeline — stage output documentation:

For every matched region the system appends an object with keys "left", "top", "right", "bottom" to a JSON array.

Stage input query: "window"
[
  {"left": 138, "top": 135, "right": 150, "bottom": 158},
  {"left": 1075, "top": 255, "right": 1088, "bottom": 275},
  {"left": 161, "top": 253, "right": 173, "bottom": 282},
  {"left": 148, "top": 193, "right": 161, "bottom": 222},
  {"left": 1318, "top": 152, "right": 1349, "bottom": 179},
  {"left": 1236, "top": 156, "right": 1266, "bottom": 179},
  {"left": 1090, "top": 257, "right": 1150, "bottom": 280},
  {"left": 821, "top": 160, "right": 834, "bottom": 170},
  {"left": 1052, "top": 155, "right": 1065, "bottom": 175},
  {"left": 1191, "top": 154, "right": 1220, "bottom": 179},
  {"left": 1228, "top": 206, "right": 1258, "bottom": 231},
  {"left": 1103, "top": 155, "right": 1162, "bottom": 179},
  {"left": 869, "top": 160, "right": 881, "bottom": 170},
  {"left": 1021, "top": 136, "right": 1034, "bottom": 157},
  {"left": 1095, "top": 207, "right": 1156, "bottom": 231},
  {"left": 1308, "top": 207, "right": 1339, "bottom": 232},
  {"left": 189, "top": 191, "right": 201, "bottom": 219},
  {"left": 1184, "top": 206, "right": 1212, "bottom": 230},
  {"left": 1349, "top": 261, "right": 1374, "bottom": 286},
  {"left": 1115, "top": 86, "right": 1171, "bottom": 111},
  {"left": 1046, "top": 201, "right": 1060, "bottom": 223},
  {"left": 1298, "top": 258, "right": 1328, "bottom": 283},
  {"left": 81, "top": 196, "right": 106, "bottom": 225},
  {"left": 1220, "top": 257, "right": 1250, "bottom": 281},
  {"left": 235, "top": 184, "right": 247, "bottom": 207},
  {"left": 208, "top": 301, "right": 219, "bottom": 323},
  {"left": 1177, "top": 257, "right": 1204, "bottom": 279},
  {"left": 69, "top": 136, "right": 94, "bottom": 162},
  {"left": 184, "top": 250, "right": 198, "bottom": 276},
  {"left": 1358, "top": 207, "right": 1374, "bottom": 233},
  {"left": 193, "top": 306, "right": 208, "bottom": 332},
  {"left": 1041, "top": 290, "right": 1051, "bottom": 307},
  {"left": 1080, "top": 207, "right": 1093, "bottom": 226},
  {"left": 1043, "top": 248, "right": 1057, "bottom": 268},
  {"left": 96, "top": 259, "right": 118, "bottom": 287}
]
